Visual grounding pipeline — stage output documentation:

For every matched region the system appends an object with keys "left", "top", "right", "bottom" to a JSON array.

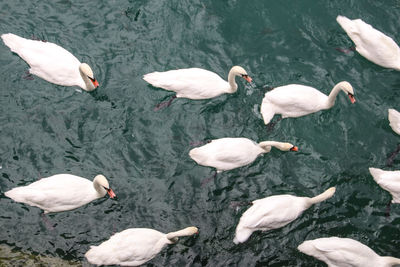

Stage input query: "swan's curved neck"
[
  {"left": 258, "top": 141, "right": 282, "bottom": 152},
  {"left": 308, "top": 188, "right": 335, "bottom": 205},
  {"left": 93, "top": 180, "right": 106, "bottom": 197},
  {"left": 227, "top": 68, "right": 238, "bottom": 93},
  {"left": 380, "top": 256, "right": 400, "bottom": 266},
  {"left": 326, "top": 84, "right": 343, "bottom": 108},
  {"left": 166, "top": 227, "right": 197, "bottom": 243}
]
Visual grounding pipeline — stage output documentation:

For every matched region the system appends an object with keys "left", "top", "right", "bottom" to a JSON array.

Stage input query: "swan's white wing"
[
  {"left": 143, "top": 68, "right": 229, "bottom": 99},
  {"left": 370, "top": 168, "right": 400, "bottom": 191},
  {"left": 298, "top": 237, "right": 380, "bottom": 267},
  {"left": 389, "top": 109, "right": 400, "bottom": 135},
  {"left": 2, "top": 33, "right": 81, "bottom": 86},
  {"left": 5, "top": 174, "right": 96, "bottom": 212},
  {"left": 336, "top": 16, "right": 400, "bottom": 70},
  {"left": 239, "top": 195, "right": 306, "bottom": 230},
  {"left": 189, "top": 138, "right": 262, "bottom": 171},
  {"left": 262, "top": 84, "right": 328, "bottom": 118},
  {"left": 85, "top": 229, "right": 167, "bottom": 266}
]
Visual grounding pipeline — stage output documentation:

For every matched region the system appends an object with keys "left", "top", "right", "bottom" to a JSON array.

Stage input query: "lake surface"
[{"left": 1, "top": 0, "right": 400, "bottom": 266}]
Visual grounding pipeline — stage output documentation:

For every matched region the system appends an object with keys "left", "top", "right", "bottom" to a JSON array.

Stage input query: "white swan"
[
  {"left": 336, "top": 15, "right": 400, "bottom": 71},
  {"left": 260, "top": 81, "right": 355, "bottom": 125},
  {"left": 388, "top": 109, "right": 400, "bottom": 135},
  {"left": 189, "top": 138, "right": 298, "bottom": 172},
  {"left": 5, "top": 174, "right": 116, "bottom": 213},
  {"left": 369, "top": 167, "right": 400, "bottom": 204},
  {"left": 85, "top": 226, "right": 198, "bottom": 266},
  {"left": 298, "top": 236, "right": 400, "bottom": 267},
  {"left": 1, "top": 33, "right": 99, "bottom": 91},
  {"left": 233, "top": 187, "right": 335, "bottom": 244},
  {"left": 143, "top": 66, "right": 252, "bottom": 100}
]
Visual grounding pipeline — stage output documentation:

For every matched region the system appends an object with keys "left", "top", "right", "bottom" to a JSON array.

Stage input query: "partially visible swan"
[
  {"left": 189, "top": 138, "right": 298, "bottom": 172},
  {"left": 388, "top": 109, "right": 400, "bottom": 135},
  {"left": 85, "top": 226, "right": 198, "bottom": 266},
  {"left": 1, "top": 33, "right": 99, "bottom": 91},
  {"left": 233, "top": 187, "right": 335, "bottom": 244},
  {"left": 336, "top": 15, "right": 400, "bottom": 71},
  {"left": 298, "top": 236, "right": 400, "bottom": 267},
  {"left": 143, "top": 66, "right": 252, "bottom": 100},
  {"left": 369, "top": 167, "right": 400, "bottom": 204},
  {"left": 5, "top": 174, "right": 116, "bottom": 213},
  {"left": 260, "top": 81, "right": 355, "bottom": 125}
]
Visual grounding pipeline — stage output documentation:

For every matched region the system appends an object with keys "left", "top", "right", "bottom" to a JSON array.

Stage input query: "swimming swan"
[
  {"left": 5, "top": 174, "right": 115, "bottom": 213},
  {"left": 189, "top": 138, "right": 298, "bottom": 172},
  {"left": 233, "top": 187, "right": 335, "bottom": 244},
  {"left": 337, "top": 15, "right": 400, "bottom": 71},
  {"left": 143, "top": 66, "right": 252, "bottom": 100},
  {"left": 260, "top": 81, "right": 355, "bottom": 125},
  {"left": 85, "top": 226, "right": 198, "bottom": 266},
  {"left": 298, "top": 236, "right": 400, "bottom": 267},
  {"left": 1, "top": 33, "right": 99, "bottom": 91}
]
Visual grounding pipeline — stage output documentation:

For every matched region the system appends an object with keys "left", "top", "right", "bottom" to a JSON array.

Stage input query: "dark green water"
[{"left": 1, "top": 0, "right": 400, "bottom": 266}]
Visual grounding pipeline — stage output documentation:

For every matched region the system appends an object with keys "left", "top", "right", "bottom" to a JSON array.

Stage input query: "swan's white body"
[
  {"left": 5, "top": 174, "right": 115, "bottom": 213},
  {"left": 369, "top": 167, "right": 400, "bottom": 204},
  {"left": 233, "top": 187, "right": 335, "bottom": 244},
  {"left": 189, "top": 138, "right": 297, "bottom": 172},
  {"left": 143, "top": 66, "right": 252, "bottom": 100},
  {"left": 388, "top": 109, "right": 400, "bottom": 135},
  {"left": 336, "top": 15, "right": 400, "bottom": 71},
  {"left": 85, "top": 226, "right": 198, "bottom": 266},
  {"left": 1, "top": 33, "right": 98, "bottom": 91},
  {"left": 298, "top": 237, "right": 400, "bottom": 267},
  {"left": 260, "top": 81, "right": 355, "bottom": 125}
]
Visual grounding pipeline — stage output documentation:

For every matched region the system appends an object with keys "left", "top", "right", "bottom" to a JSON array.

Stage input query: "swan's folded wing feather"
[
  {"left": 241, "top": 196, "right": 302, "bottom": 229},
  {"left": 389, "top": 109, "right": 400, "bottom": 135}
]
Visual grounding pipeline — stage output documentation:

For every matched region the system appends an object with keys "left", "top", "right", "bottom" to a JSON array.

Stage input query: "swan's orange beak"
[
  {"left": 242, "top": 75, "right": 252, "bottom": 83},
  {"left": 348, "top": 93, "right": 356, "bottom": 104},
  {"left": 107, "top": 188, "right": 116, "bottom": 198},
  {"left": 290, "top": 146, "right": 298, "bottom": 152},
  {"left": 92, "top": 79, "right": 99, "bottom": 88},
  {"left": 89, "top": 76, "right": 99, "bottom": 88}
]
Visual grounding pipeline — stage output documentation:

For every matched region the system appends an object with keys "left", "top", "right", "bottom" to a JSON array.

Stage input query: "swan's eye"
[
  {"left": 88, "top": 76, "right": 95, "bottom": 82},
  {"left": 241, "top": 74, "right": 248, "bottom": 78}
]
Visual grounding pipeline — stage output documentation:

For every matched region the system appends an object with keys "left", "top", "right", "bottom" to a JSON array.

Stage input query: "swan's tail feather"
[
  {"left": 260, "top": 101, "right": 276, "bottom": 125},
  {"left": 388, "top": 109, "right": 400, "bottom": 135},
  {"left": 336, "top": 15, "right": 356, "bottom": 35},
  {"left": 1, "top": 33, "right": 27, "bottom": 54},
  {"left": 233, "top": 227, "right": 253, "bottom": 244},
  {"left": 369, "top": 167, "right": 385, "bottom": 182},
  {"left": 143, "top": 72, "right": 167, "bottom": 88}
]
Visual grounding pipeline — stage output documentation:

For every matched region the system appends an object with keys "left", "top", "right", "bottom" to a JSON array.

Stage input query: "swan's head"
[
  {"left": 338, "top": 81, "right": 355, "bottom": 104},
  {"left": 259, "top": 141, "right": 298, "bottom": 152},
  {"left": 231, "top": 66, "right": 252, "bottom": 83},
  {"left": 79, "top": 63, "right": 99, "bottom": 91},
  {"left": 93, "top": 175, "right": 116, "bottom": 198}
]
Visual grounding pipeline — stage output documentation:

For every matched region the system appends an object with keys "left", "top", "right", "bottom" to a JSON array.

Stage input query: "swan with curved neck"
[
  {"left": 1, "top": 33, "right": 99, "bottom": 91},
  {"left": 189, "top": 137, "right": 298, "bottom": 172},
  {"left": 143, "top": 65, "right": 252, "bottom": 100},
  {"left": 233, "top": 187, "right": 335, "bottom": 244},
  {"left": 5, "top": 174, "right": 116, "bottom": 213},
  {"left": 260, "top": 81, "right": 355, "bottom": 125},
  {"left": 85, "top": 226, "right": 198, "bottom": 266},
  {"left": 298, "top": 236, "right": 400, "bottom": 267},
  {"left": 337, "top": 15, "right": 400, "bottom": 71}
]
